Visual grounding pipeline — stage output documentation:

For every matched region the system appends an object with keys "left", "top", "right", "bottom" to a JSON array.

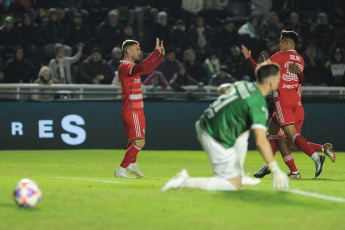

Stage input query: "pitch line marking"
[
  {"left": 55, "top": 177, "right": 131, "bottom": 184},
  {"left": 287, "top": 189, "right": 345, "bottom": 203}
]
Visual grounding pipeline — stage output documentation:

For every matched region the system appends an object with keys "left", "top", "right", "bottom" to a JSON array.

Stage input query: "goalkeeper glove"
[{"left": 269, "top": 161, "right": 289, "bottom": 191}]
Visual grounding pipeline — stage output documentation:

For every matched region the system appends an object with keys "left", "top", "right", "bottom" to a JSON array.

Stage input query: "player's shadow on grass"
[{"left": 218, "top": 190, "right": 330, "bottom": 207}]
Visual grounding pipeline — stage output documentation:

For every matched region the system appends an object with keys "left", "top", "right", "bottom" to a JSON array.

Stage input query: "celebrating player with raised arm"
[
  {"left": 115, "top": 38, "right": 165, "bottom": 178},
  {"left": 162, "top": 63, "right": 289, "bottom": 191},
  {"left": 241, "top": 31, "right": 336, "bottom": 178}
]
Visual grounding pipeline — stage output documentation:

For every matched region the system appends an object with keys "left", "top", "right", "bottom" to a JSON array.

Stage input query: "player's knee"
[{"left": 133, "top": 139, "right": 145, "bottom": 148}]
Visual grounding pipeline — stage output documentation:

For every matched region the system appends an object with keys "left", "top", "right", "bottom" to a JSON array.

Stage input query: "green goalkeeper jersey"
[{"left": 199, "top": 81, "right": 268, "bottom": 148}]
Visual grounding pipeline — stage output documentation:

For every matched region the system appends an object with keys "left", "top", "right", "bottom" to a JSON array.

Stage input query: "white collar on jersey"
[{"left": 120, "top": 60, "right": 131, "bottom": 63}]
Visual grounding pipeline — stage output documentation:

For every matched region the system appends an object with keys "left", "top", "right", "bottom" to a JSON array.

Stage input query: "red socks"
[
  {"left": 283, "top": 154, "right": 298, "bottom": 173},
  {"left": 308, "top": 142, "right": 323, "bottom": 152},
  {"left": 292, "top": 133, "right": 316, "bottom": 157},
  {"left": 120, "top": 144, "right": 141, "bottom": 168}
]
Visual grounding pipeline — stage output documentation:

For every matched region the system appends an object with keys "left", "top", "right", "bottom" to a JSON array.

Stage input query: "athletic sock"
[
  {"left": 308, "top": 142, "right": 323, "bottom": 152},
  {"left": 283, "top": 154, "right": 298, "bottom": 173},
  {"left": 120, "top": 144, "right": 141, "bottom": 168},
  {"left": 268, "top": 135, "right": 279, "bottom": 157},
  {"left": 292, "top": 133, "right": 318, "bottom": 163},
  {"left": 183, "top": 177, "right": 237, "bottom": 191}
]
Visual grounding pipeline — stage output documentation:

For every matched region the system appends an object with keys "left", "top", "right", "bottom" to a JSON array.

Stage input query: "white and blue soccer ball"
[{"left": 13, "top": 179, "right": 42, "bottom": 207}]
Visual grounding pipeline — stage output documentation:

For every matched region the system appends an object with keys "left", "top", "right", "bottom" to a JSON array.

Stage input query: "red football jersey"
[
  {"left": 118, "top": 61, "right": 144, "bottom": 112},
  {"left": 267, "top": 50, "right": 304, "bottom": 97}
]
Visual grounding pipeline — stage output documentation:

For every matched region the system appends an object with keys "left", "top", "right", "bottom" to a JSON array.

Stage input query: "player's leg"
[
  {"left": 278, "top": 135, "right": 300, "bottom": 178},
  {"left": 253, "top": 116, "right": 279, "bottom": 178},
  {"left": 115, "top": 111, "right": 146, "bottom": 178},
  {"left": 283, "top": 124, "right": 325, "bottom": 177},
  {"left": 234, "top": 131, "right": 261, "bottom": 186},
  {"left": 161, "top": 121, "right": 241, "bottom": 191}
]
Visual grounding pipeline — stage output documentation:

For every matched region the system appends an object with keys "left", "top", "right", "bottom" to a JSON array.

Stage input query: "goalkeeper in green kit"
[{"left": 162, "top": 62, "right": 289, "bottom": 191}]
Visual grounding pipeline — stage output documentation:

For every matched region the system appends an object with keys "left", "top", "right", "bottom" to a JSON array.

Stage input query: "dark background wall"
[{"left": 0, "top": 101, "right": 344, "bottom": 151}]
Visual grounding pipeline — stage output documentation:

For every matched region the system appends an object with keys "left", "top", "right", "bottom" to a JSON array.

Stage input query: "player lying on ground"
[
  {"left": 242, "top": 30, "right": 336, "bottom": 178},
  {"left": 162, "top": 63, "right": 289, "bottom": 191},
  {"left": 115, "top": 38, "right": 165, "bottom": 178}
]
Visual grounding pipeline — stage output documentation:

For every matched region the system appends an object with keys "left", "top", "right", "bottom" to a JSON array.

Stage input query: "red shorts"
[
  {"left": 275, "top": 102, "right": 304, "bottom": 137},
  {"left": 273, "top": 96, "right": 300, "bottom": 128},
  {"left": 122, "top": 109, "right": 145, "bottom": 140}
]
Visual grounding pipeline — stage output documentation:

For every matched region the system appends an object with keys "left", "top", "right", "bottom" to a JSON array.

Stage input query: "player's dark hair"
[
  {"left": 122, "top": 40, "right": 139, "bottom": 53},
  {"left": 280, "top": 30, "right": 298, "bottom": 44},
  {"left": 255, "top": 62, "right": 280, "bottom": 84}
]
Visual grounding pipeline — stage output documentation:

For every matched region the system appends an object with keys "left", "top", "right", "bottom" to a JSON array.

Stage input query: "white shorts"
[{"left": 195, "top": 121, "right": 241, "bottom": 179}]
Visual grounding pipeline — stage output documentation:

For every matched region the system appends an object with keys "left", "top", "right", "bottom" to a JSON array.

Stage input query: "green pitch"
[{"left": 0, "top": 150, "right": 344, "bottom": 230}]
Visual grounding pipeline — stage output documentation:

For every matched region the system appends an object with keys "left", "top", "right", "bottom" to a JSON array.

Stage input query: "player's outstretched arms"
[{"left": 253, "top": 128, "right": 289, "bottom": 191}]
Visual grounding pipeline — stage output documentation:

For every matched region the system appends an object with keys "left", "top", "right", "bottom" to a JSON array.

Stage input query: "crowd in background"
[{"left": 0, "top": 0, "right": 345, "bottom": 90}]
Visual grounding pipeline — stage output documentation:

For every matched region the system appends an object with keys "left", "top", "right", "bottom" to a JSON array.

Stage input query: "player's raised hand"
[
  {"left": 160, "top": 40, "right": 165, "bottom": 55},
  {"left": 269, "top": 161, "right": 289, "bottom": 191},
  {"left": 156, "top": 38, "right": 161, "bottom": 51},
  {"left": 288, "top": 63, "right": 302, "bottom": 75},
  {"left": 241, "top": 45, "right": 251, "bottom": 59},
  {"left": 262, "top": 55, "right": 267, "bottom": 62}
]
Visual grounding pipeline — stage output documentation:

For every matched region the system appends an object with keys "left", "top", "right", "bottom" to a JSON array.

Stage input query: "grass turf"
[{"left": 0, "top": 149, "right": 344, "bottom": 230}]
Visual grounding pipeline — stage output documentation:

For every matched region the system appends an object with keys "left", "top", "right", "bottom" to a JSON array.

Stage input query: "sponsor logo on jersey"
[{"left": 134, "top": 79, "right": 141, "bottom": 83}]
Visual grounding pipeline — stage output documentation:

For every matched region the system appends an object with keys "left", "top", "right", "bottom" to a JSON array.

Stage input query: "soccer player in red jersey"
[
  {"left": 115, "top": 38, "right": 165, "bottom": 178},
  {"left": 242, "top": 31, "right": 336, "bottom": 178}
]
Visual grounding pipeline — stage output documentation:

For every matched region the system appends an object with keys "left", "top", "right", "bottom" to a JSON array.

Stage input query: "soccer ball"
[{"left": 13, "top": 179, "right": 42, "bottom": 207}]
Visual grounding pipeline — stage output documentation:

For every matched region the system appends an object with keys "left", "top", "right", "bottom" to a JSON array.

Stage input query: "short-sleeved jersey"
[
  {"left": 199, "top": 81, "right": 268, "bottom": 148},
  {"left": 267, "top": 50, "right": 304, "bottom": 98},
  {"left": 118, "top": 60, "right": 143, "bottom": 112}
]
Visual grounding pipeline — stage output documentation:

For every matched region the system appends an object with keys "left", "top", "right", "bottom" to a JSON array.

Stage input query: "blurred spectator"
[
  {"left": 272, "top": 0, "right": 301, "bottom": 23},
  {"left": 157, "top": 49, "right": 180, "bottom": 82},
  {"left": 171, "top": 19, "right": 189, "bottom": 61},
  {"left": 215, "top": 17, "right": 241, "bottom": 55},
  {"left": 250, "top": 0, "right": 272, "bottom": 23},
  {"left": 16, "top": 13, "right": 43, "bottom": 70},
  {"left": 48, "top": 42, "right": 83, "bottom": 83},
  {"left": 238, "top": 16, "right": 259, "bottom": 39},
  {"left": 33, "top": 0, "right": 61, "bottom": 24},
  {"left": 181, "top": 0, "right": 203, "bottom": 27},
  {"left": 143, "top": 71, "right": 169, "bottom": 89},
  {"left": 123, "top": 23, "right": 138, "bottom": 41},
  {"left": 284, "top": 12, "right": 306, "bottom": 41},
  {"left": 31, "top": 66, "right": 55, "bottom": 100},
  {"left": 203, "top": 51, "right": 220, "bottom": 79},
  {"left": 131, "top": 1, "right": 159, "bottom": 38},
  {"left": 188, "top": 16, "right": 213, "bottom": 60},
  {"left": 311, "top": 13, "right": 336, "bottom": 58},
  {"left": 96, "top": 10, "right": 123, "bottom": 59},
  {"left": 224, "top": 45, "right": 250, "bottom": 81},
  {"left": 60, "top": 0, "right": 89, "bottom": 23},
  {"left": 303, "top": 45, "right": 333, "bottom": 86},
  {"left": 108, "top": 47, "right": 122, "bottom": 79},
  {"left": 80, "top": 47, "right": 112, "bottom": 84},
  {"left": 183, "top": 49, "right": 208, "bottom": 84},
  {"left": 41, "top": 8, "right": 71, "bottom": 59},
  {"left": 208, "top": 65, "right": 237, "bottom": 86},
  {"left": 152, "top": 11, "right": 171, "bottom": 47},
  {"left": 169, "top": 64, "right": 199, "bottom": 92},
  {"left": 329, "top": 5, "right": 345, "bottom": 43},
  {"left": 0, "top": 16, "right": 20, "bottom": 61},
  {"left": 202, "top": 0, "right": 229, "bottom": 26},
  {"left": 258, "top": 11, "right": 284, "bottom": 53},
  {"left": 33, "top": 66, "right": 54, "bottom": 84},
  {"left": 4, "top": 46, "right": 35, "bottom": 83},
  {"left": 325, "top": 48, "right": 345, "bottom": 86},
  {"left": 65, "top": 12, "right": 91, "bottom": 53}
]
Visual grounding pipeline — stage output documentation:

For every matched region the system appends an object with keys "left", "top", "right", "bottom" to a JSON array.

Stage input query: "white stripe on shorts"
[{"left": 129, "top": 94, "right": 143, "bottom": 100}]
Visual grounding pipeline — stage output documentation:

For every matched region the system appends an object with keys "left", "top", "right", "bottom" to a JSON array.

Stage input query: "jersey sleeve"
[{"left": 248, "top": 102, "right": 268, "bottom": 131}]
